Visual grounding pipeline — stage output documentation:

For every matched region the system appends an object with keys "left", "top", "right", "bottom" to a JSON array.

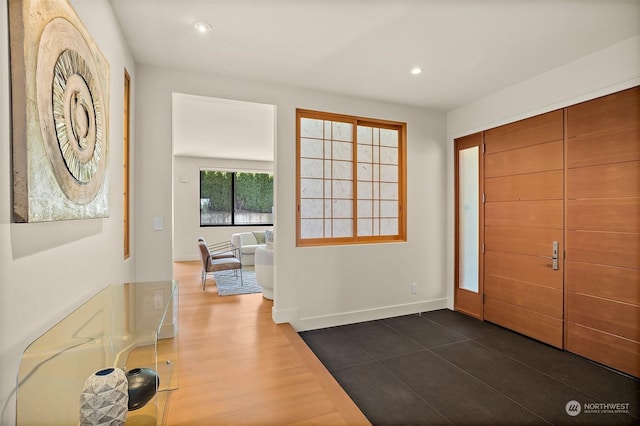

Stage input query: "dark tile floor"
[{"left": 300, "top": 309, "right": 640, "bottom": 425}]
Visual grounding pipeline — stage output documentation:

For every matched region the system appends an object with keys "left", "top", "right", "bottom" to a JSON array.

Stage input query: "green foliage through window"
[{"left": 200, "top": 170, "right": 273, "bottom": 226}]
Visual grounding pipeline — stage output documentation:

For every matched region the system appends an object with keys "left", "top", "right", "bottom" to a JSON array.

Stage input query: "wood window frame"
[{"left": 296, "top": 109, "right": 407, "bottom": 247}]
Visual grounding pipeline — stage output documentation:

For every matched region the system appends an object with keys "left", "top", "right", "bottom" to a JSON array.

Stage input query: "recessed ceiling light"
[
  {"left": 410, "top": 67, "right": 422, "bottom": 75},
  {"left": 194, "top": 21, "right": 212, "bottom": 34}
]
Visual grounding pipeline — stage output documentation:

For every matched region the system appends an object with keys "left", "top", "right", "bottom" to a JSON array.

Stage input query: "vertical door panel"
[
  {"left": 484, "top": 110, "right": 565, "bottom": 348},
  {"left": 565, "top": 86, "right": 640, "bottom": 378}
]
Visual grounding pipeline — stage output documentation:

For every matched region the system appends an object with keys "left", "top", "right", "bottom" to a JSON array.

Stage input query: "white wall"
[
  {"left": 135, "top": 64, "right": 448, "bottom": 330},
  {"left": 173, "top": 155, "right": 274, "bottom": 261},
  {"left": 444, "top": 35, "right": 640, "bottom": 309},
  {"left": 0, "top": 0, "right": 136, "bottom": 423}
]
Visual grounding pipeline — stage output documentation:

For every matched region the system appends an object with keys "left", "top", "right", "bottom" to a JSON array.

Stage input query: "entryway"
[{"left": 454, "top": 86, "right": 639, "bottom": 378}]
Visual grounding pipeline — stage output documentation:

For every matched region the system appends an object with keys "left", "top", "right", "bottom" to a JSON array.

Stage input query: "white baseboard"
[
  {"left": 286, "top": 298, "right": 449, "bottom": 332},
  {"left": 272, "top": 306, "right": 300, "bottom": 324},
  {"left": 158, "top": 322, "right": 175, "bottom": 339},
  {"left": 174, "top": 255, "right": 199, "bottom": 262}
]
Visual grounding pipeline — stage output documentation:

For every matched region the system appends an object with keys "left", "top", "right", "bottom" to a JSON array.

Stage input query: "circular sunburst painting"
[{"left": 36, "top": 17, "right": 107, "bottom": 205}]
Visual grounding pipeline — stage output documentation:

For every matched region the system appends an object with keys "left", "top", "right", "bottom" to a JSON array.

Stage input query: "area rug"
[{"left": 214, "top": 267, "right": 262, "bottom": 296}]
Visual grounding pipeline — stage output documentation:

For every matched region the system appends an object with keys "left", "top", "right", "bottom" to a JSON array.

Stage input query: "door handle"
[{"left": 552, "top": 241, "right": 559, "bottom": 270}]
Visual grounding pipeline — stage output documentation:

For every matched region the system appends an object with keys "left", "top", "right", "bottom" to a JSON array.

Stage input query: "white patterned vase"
[{"left": 80, "top": 368, "right": 129, "bottom": 425}]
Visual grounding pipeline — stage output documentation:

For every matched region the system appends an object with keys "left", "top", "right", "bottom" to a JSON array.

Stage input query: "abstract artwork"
[{"left": 9, "top": 0, "right": 110, "bottom": 222}]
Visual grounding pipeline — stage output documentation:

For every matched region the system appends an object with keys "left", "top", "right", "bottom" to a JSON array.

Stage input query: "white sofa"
[{"left": 230, "top": 231, "right": 266, "bottom": 266}]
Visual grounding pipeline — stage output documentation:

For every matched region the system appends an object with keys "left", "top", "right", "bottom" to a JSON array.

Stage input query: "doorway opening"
[{"left": 170, "top": 94, "right": 276, "bottom": 296}]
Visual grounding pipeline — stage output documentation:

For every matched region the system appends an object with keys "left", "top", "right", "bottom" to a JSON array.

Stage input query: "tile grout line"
[
  {"left": 422, "top": 344, "right": 553, "bottom": 425},
  {"left": 470, "top": 336, "right": 640, "bottom": 420},
  {"left": 375, "top": 356, "right": 456, "bottom": 425},
  {"left": 360, "top": 314, "right": 552, "bottom": 424}
]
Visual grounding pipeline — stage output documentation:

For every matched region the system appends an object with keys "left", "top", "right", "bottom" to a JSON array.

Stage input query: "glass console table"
[{"left": 16, "top": 281, "right": 179, "bottom": 425}]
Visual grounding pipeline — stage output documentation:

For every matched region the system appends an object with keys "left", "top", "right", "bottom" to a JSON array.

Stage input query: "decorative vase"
[
  {"left": 126, "top": 368, "right": 159, "bottom": 411},
  {"left": 80, "top": 368, "right": 129, "bottom": 426}
]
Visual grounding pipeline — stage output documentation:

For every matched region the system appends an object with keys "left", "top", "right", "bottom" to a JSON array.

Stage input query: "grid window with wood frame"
[{"left": 296, "top": 109, "right": 407, "bottom": 247}]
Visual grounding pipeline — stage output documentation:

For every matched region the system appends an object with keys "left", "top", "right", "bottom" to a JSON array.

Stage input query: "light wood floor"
[{"left": 165, "top": 261, "right": 370, "bottom": 425}]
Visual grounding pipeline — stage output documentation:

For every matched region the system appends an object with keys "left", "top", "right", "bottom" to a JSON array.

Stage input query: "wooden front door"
[
  {"left": 454, "top": 86, "right": 639, "bottom": 375},
  {"left": 483, "top": 110, "right": 565, "bottom": 348}
]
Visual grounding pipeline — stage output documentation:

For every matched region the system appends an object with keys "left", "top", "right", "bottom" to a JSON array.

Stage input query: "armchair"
[
  {"left": 198, "top": 240, "right": 242, "bottom": 291},
  {"left": 198, "top": 237, "right": 235, "bottom": 259}
]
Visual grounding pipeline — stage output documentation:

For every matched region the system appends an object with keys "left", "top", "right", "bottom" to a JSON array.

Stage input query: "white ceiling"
[
  {"left": 108, "top": 0, "right": 640, "bottom": 158},
  {"left": 172, "top": 94, "right": 275, "bottom": 161}
]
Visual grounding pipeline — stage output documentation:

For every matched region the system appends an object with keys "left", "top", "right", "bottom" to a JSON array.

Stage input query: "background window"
[
  {"left": 297, "top": 109, "right": 406, "bottom": 246},
  {"left": 200, "top": 170, "right": 273, "bottom": 226}
]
